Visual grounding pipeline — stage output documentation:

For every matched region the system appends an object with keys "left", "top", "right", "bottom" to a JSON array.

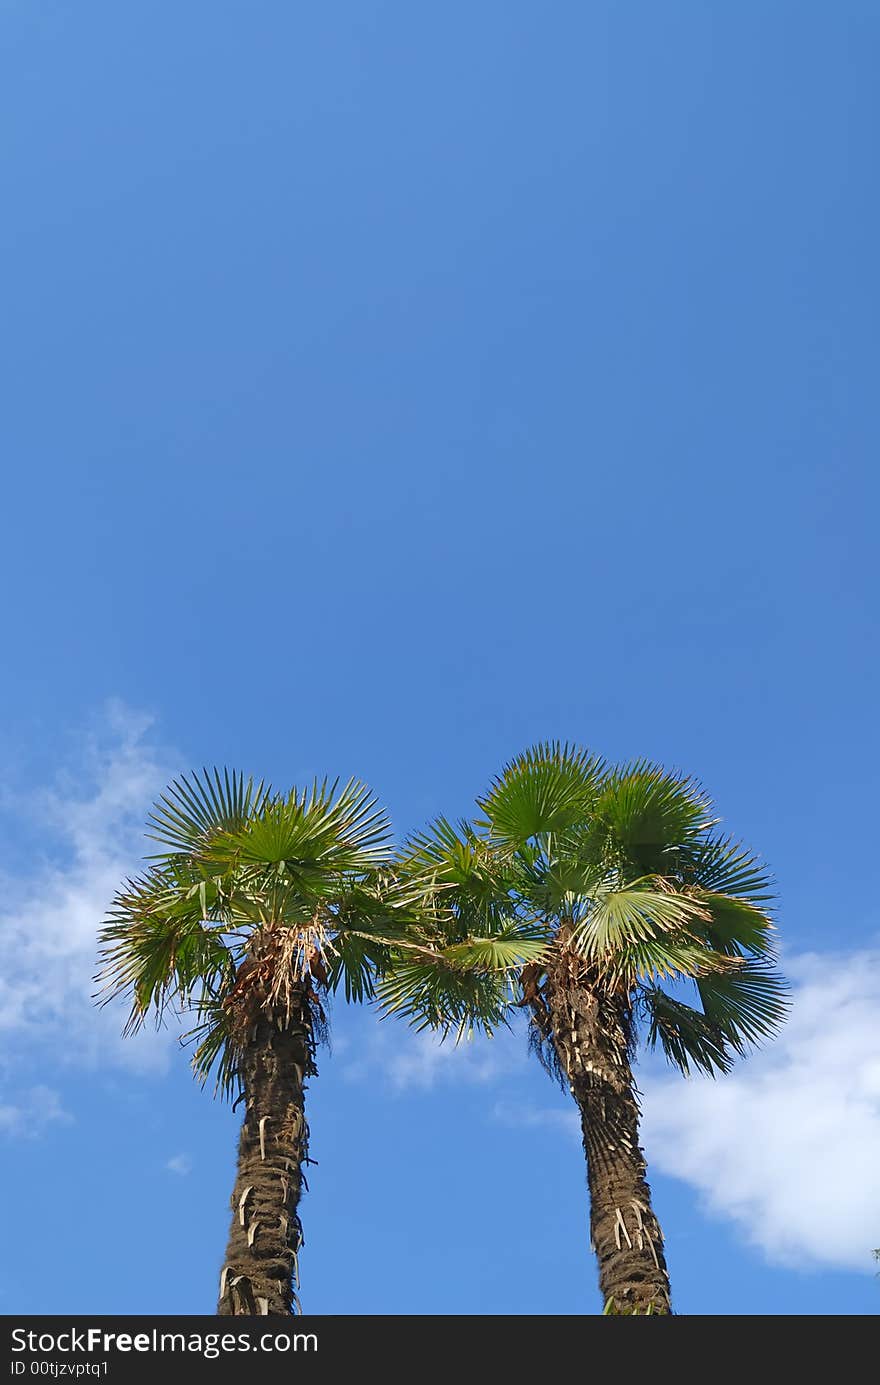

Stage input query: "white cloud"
[
  {"left": 166, "top": 1154, "right": 193, "bottom": 1176},
  {"left": 0, "top": 1085, "right": 71, "bottom": 1139},
  {"left": 641, "top": 947, "right": 880, "bottom": 1273},
  {"left": 341, "top": 1014, "right": 525, "bottom": 1091},
  {"left": 0, "top": 703, "right": 176, "bottom": 1073},
  {"left": 492, "top": 1099, "right": 578, "bottom": 1135}
]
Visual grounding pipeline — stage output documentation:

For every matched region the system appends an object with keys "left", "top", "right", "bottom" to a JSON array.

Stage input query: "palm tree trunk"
[
  {"left": 544, "top": 947, "right": 671, "bottom": 1314},
  {"left": 217, "top": 1005, "right": 312, "bottom": 1316}
]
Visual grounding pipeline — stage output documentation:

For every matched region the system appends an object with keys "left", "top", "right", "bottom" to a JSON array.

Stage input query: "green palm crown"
[
  {"left": 96, "top": 768, "right": 541, "bottom": 1094},
  {"left": 397, "top": 743, "right": 788, "bottom": 1076}
]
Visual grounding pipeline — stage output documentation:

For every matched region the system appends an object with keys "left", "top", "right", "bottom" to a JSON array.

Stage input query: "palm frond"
[
  {"left": 569, "top": 881, "right": 710, "bottom": 956},
  {"left": 696, "top": 961, "right": 789, "bottom": 1051},
  {"left": 592, "top": 765, "right": 715, "bottom": 871},
  {"left": 146, "top": 768, "right": 269, "bottom": 857},
  {"left": 399, "top": 817, "right": 522, "bottom": 938},
  {"left": 476, "top": 742, "right": 605, "bottom": 845},
  {"left": 327, "top": 931, "right": 380, "bottom": 1004},
  {"left": 216, "top": 778, "right": 391, "bottom": 879},
  {"left": 679, "top": 834, "right": 776, "bottom": 910},
  {"left": 604, "top": 937, "right": 733, "bottom": 990},
  {"left": 375, "top": 957, "right": 511, "bottom": 1038},
  {"left": 184, "top": 994, "right": 240, "bottom": 1098},
  {"left": 441, "top": 931, "right": 548, "bottom": 972},
  {"left": 694, "top": 891, "right": 776, "bottom": 958},
  {"left": 96, "top": 869, "right": 234, "bottom": 1033},
  {"left": 643, "top": 986, "right": 734, "bottom": 1076}
]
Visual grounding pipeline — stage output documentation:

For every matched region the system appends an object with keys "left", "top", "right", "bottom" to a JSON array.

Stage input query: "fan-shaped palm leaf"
[
  {"left": 477, "top": 741, "right": 605, "bottom": 845},
  {"left": 146, "top": 768, "right": 269, "bottom": 857},
  {"left": 591, "top": 764, "right": 715, "bottom": 872},
  {"left": 696, "top": 962, "right": 789, "bottom": 1051},
  {"left": 643, "top": 986, "right": 733, "bottom": 1075}
]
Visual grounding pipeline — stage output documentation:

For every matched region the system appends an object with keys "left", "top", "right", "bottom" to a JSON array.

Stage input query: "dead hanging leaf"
[
  {"left": 517, "top": 962, "right": 544, "bottom": 1006},
  {"left": 307, "top": 945, "right": 328, "bottom": 989}
]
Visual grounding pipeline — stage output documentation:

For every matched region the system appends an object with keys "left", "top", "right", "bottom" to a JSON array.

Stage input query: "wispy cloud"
[
  {"left": 492, "top": 1099, "right": 579, "bottom": 1136},
  {"left": 341, "top": 1014, "right": 526, "bottom": 1091},
  {"left": 166, "top": 1154, "right": 193, "bottom": 1176},
  {"left": 641, "top": 947, "right": 880, "bottom": 1273},
  {"left": 0, "top": 702, "right": 176, "bottom": 1073},
  {"left": 0, "top": 1085, "right": 72, "bottom": 1139}
]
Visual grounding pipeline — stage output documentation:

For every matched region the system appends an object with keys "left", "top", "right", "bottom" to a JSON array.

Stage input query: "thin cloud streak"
[
  {"left": 0, "top": 703, "right": 176, "bottom": 1073},
  {"left": 166, "top": 1154, "right": 193, "bottom": 1176},
  {"left": 0, "top": 1085, "right": 72, "bottom": 1139}
]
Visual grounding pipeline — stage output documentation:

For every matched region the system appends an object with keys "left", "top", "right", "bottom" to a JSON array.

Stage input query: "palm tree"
[
  {"left": 97, "top": 767, "right": 540, "bottom": 1316},
  {"left": 97, "top": 768, "right": 533, "bottom": 1316},
  {"left": 400, "top": 745, "right": 787, "bottom": 1313}
]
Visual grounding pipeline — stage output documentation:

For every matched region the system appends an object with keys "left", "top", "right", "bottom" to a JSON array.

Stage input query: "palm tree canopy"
[
  {"left": 96, "top": 768, "right": 543, "bottom": 1095},
  {"left": 401, "top": 743, "right": 788, "bottom": 1077},
  {"left": 381, "top": 815, "right": 547, "bottom": 1034}
]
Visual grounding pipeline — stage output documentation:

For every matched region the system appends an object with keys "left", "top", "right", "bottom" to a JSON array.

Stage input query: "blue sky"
[{"left": 1, "top": 2, "right": 878, "bottom": 1315}]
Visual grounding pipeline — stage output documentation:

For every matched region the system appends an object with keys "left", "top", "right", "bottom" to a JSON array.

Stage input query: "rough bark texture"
[
  {"left": 542, "top": 944, "right": 671, "bottom": 1314},
  {"left": 216, "top": 997, "right": 313, "bottom": 1316}
]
